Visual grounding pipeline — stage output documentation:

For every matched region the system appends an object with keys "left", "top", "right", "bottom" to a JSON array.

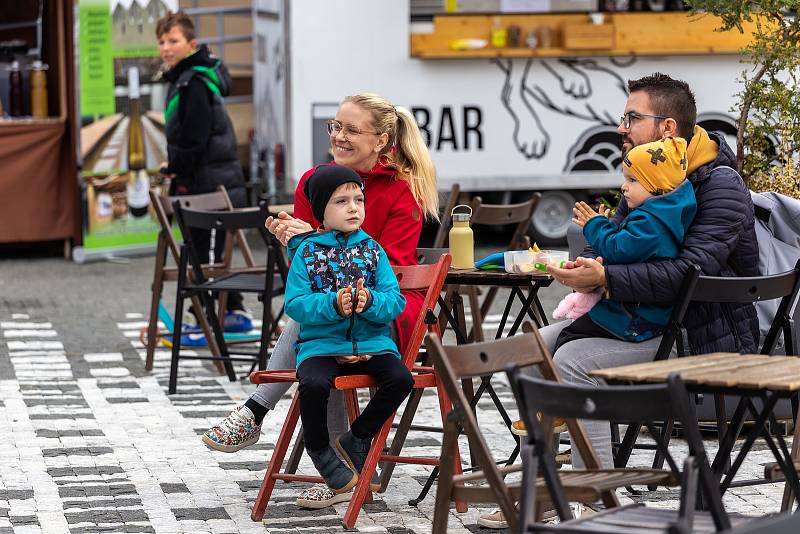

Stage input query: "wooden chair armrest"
[{"left": 250, "top": 370, "right": 297, "bottom": 384}]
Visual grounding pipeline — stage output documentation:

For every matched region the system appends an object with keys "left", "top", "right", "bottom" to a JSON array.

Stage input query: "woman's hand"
[
  {"left": 265, "top": 211, "right": 313, "bottom": 246},
  {"left": 354, "top": 278, "right": 370, "bottom": 313},
  {"left": 572, "top": 201, "right": 604, "bottom": 228}
]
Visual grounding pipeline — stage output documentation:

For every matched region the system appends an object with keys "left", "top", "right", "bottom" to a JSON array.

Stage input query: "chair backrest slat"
[
  {"left": 692, "top": 270, "right": 800, "bottom": 303},
  {"left": 430, "top": 330, "right": 547, "bottom": 379},
  {"left": 471, "top": 193, "right": 540, "bottom": 250},
  {"left": 515, "top": 375, "right": 681, "bottom": 423},
  {"left": 176, "top": 205, "right": 266, "bottom": 232}
]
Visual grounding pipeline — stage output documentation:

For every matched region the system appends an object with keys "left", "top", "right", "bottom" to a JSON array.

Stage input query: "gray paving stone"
[
  {"left": 171, "top": 507, "right": 231, "bottom": 521},
  {"left": 159, "top": 483, "right": 189, "bottom": 494},
  {"left": 47, "top": 466, "right": 123, "bottom": 477},
  {"left": 217, "top": 462, "right": 266, "bottom": 472},
  {"left": 41, "top": 447, "right": 114, "bottom": 457},
  {"left": 0, "top": 490, "right": 34, "bottom": 500}
]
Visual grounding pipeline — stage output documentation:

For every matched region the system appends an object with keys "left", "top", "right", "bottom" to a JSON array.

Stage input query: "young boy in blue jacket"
[
  {"left": 284, "top": 164, "right": 413, "bottom": 495},
  {"left": 556, "top": 136, "right": 697, "bottom": 349}
]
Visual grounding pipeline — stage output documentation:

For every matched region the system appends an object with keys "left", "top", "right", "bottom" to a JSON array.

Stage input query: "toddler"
[{"left": 554, "top": 136, "right": 697, "bottom": 350}]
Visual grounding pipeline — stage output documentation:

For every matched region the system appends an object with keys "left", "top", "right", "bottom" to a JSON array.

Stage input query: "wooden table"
[
  {"left": 592, "top": 353, "right": 800, "bottom": 511},
  {"left": 441, "top": 268, "right": 553, "bottom": 343}
]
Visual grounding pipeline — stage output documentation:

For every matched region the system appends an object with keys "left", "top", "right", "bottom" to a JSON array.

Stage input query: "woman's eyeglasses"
[
  {"left": 327, "top": 119, "right": 381, "bottom": 139},
  {"left": 619, "top": 111, "right": 669, "bottom": 129}
]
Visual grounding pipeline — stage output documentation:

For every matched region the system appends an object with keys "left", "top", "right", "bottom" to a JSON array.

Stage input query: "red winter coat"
[{"left": 293, "top": 159, "right": 424, "bottom": 355}]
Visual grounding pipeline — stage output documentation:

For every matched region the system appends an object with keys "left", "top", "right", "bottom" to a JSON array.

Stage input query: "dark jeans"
[{"left": 297, "top": 354, "right": 414, "bottom": 452}]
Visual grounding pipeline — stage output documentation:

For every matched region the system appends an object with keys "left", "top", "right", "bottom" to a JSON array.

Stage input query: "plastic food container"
[{"left": 503, "top": 250, "right": 569, "bottom": 273}]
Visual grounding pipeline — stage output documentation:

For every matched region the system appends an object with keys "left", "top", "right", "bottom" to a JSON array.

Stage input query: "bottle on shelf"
[
  {"left": 30, "top": 60, "right": 49, "bottom": 119},
  {"left": 8, "top": 61, "right": 23, "bottom": 117},
  {"left": 126, "top": 66, "right": 150, "bottom": 217},
  {"left": 490, "top": 17, "right": 508, "bottom": 48}
]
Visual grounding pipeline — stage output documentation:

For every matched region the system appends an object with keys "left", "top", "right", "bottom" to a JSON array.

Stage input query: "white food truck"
[{"left": 252, "top": 0, "right": 744, "bottom": 243}]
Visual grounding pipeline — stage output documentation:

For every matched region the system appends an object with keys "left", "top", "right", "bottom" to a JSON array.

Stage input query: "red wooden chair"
[{"left": 248, "top": 253, "right": 466, "bottom": 528}]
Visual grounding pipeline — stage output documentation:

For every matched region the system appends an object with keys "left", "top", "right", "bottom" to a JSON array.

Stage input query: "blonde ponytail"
[{"left": 343, "top": 94, "right": 439, "bottom": 221}]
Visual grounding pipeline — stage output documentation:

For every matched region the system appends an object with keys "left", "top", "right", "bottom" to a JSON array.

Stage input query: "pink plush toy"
[{"left": 552, "top": 290, "right": 602, "bottom": 320}]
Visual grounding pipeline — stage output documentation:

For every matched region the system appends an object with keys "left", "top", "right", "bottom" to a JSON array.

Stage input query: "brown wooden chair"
[
  {"left": 432, "top": 183, "right": 462, "bottom": 249},
  {"left": 143, "top": 186, "right": 264, "bottom": 372},
  {"left": 427, "top": 324, "right": 680, "bottom": 533}
]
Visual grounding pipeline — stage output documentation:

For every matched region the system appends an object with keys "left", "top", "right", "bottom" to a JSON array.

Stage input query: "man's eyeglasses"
[
  {"left": 619, "top": 111, "right": 669, "bottom": 129},
  {"left": 326, "top": 119, "right": 381, "bottom": 139}
]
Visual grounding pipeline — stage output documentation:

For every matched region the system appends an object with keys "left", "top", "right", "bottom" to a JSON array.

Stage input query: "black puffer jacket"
[
  {"left": 601, "top": 131, "right": 760, "bottom": 354},
  {"left": 163, "top": 44, "right": 244, "bottom": 197}
]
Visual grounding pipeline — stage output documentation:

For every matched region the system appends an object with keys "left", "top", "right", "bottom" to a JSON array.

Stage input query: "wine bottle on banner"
[{"left": 126, "top": 66, "right": 150, "bottom": 217}]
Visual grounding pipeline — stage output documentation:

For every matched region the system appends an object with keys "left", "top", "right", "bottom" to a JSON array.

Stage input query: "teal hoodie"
[
  {"left": 285, "top": 229, "right": 406, "bottom": 367},
  {"left": 585, "top": 179, "right": 697, "bottom": 341}
]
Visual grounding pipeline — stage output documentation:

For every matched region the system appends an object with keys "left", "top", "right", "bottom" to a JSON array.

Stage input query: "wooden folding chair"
[
  {"left": 143, "top": 186, "right": 261, "bottom": 371},
  {"left": 169, "top": 202, "right": 287, "bottom": 393},
  {"left": 510, "top": 372, "right": 757, "bottom": 533},
  {"left": 248, "top": 254, "right": 465, "bottom": 528},
  {"left": 427, "top": 325, "right": 684, "bottom": 533},
  {"left": 432, "top": 183, "right": 462, "bottom": 249}
]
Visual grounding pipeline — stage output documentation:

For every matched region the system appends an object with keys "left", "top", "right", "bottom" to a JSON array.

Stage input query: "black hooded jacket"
[
  {"left": 162, "top": 44, "right": 244, "bottom": 195},
  {"left": 597, "top": 131, "right": 761, "bottom": 354}
]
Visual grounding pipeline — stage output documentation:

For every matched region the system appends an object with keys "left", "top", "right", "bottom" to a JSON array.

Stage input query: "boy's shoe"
[
  {"left": 201, "top": 405, "right": 261, "bottom": 453},
  {"left": 224, "top": 310, "right": 253, "bottom": 333},
  {"left": 335, "top": 431, "right": 380, "bottom": 492},
  {"left": 296, "top": 484, "right": 352, "bottom": 509},
  {"left": 307, "top": 445, "right": 358, "bottom": 494}
]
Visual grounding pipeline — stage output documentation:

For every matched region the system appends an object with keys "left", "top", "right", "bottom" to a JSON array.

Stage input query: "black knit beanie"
[{"left": 304, "top": 164, "right": 364, "bottom": 223}]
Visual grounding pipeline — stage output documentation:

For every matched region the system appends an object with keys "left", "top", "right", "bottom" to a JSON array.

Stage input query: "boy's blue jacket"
[
  {"left": 584, "top": 180, "right": 697, "bottom": 341},
  {"left": 285, "top": 228, "right": 406, "bottom": 367}
]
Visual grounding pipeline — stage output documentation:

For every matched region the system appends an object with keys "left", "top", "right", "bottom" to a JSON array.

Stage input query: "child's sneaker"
[
  {"left": 223, "top": 310, "right": 253, "bottom": 333},
  {"left": 180, "top": 333, "right": 208, "bottom": 347},
  {"left": 295, "top": 484, "right": 352, "bottom": 509},
  {"left": 202, "top": 405, "right": 261, "bottom": 452},
  {"left": 335, "top": 430, "right": 380, "bottom": 492},
  {"left": 307, "top": 446, "right": 358, "bottom": 494}
]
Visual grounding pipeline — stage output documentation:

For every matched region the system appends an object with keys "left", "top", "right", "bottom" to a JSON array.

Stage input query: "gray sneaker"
[{"left": 307, "top": 445, "right": 358, "bottom": 494}]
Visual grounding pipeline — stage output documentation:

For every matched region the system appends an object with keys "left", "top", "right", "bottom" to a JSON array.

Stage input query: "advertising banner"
[{"left": 75, "top": 0, "right": 177, "bottom": 262}]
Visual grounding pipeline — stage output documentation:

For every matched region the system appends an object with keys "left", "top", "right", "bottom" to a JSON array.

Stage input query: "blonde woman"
[{"left": 203, "top": 93, "right": 438, "bottom": 507}]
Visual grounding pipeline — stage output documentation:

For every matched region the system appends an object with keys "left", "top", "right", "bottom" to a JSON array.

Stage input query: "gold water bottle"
[{"left": 449, "top": 204, "right": 474, "bottom": 269}]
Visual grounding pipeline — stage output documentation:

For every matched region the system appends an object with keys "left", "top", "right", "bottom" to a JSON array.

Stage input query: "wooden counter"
[{"left": 411, "top": 12, "right": 761, "bottom": 59}]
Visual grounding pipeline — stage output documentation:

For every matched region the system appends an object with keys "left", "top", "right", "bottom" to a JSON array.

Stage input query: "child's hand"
[
  {"left": 354, "top": 278, "right": 370, "bottom": 314},
  {"left": 598, "top": 204, "right": 611, "bottom": 218},
  {"left": 572, "top": 201, "right": 602, "bottom": 228},
  {"left": 337, "top": 286, "right": 353, "bottom": 317}
]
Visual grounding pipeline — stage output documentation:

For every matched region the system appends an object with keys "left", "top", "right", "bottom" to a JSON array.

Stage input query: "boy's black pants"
[{"left": 297, "top": 354, "right": 414, "bottom": 452}]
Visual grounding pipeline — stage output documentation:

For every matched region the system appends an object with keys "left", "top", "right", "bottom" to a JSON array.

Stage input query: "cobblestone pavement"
[{"left": 0, "top": 248, "right": 793, "bottom": 533}]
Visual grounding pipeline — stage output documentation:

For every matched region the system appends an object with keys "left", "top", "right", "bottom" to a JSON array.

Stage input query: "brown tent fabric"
[
  {"left": 0, "top": 119, "right": 75, "bottom": 242},
  {"left": 0, "top": 0, "right": 78, "bottom": 245}
]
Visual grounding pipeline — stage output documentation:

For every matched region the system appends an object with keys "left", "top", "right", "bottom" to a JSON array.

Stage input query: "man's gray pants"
[{"left": 533, "top": 320, "right": 675, "bottom": 469}]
